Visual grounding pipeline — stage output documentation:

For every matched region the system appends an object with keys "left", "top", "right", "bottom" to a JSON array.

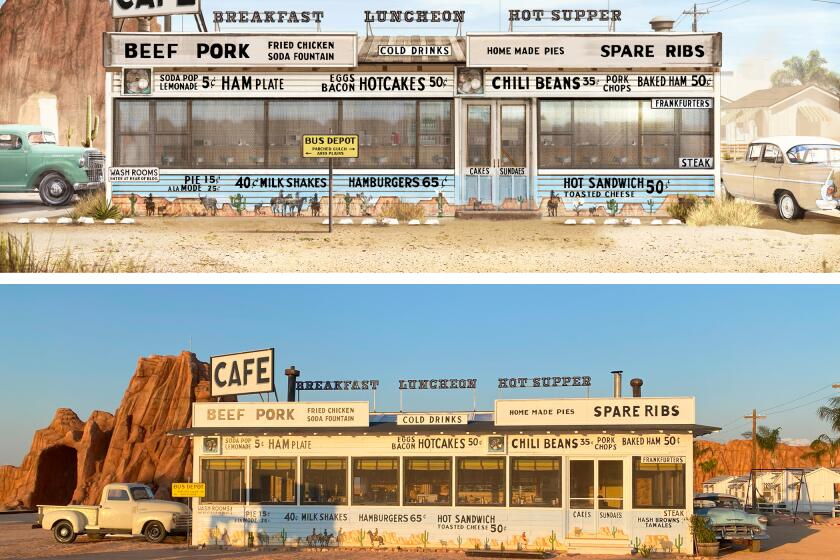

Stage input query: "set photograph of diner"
[
  {"left": 103, "top": 29, "right": 721, "bottom": 218},
  {"left": 173, "top": 396, "right": 713, "bottom": 555}
]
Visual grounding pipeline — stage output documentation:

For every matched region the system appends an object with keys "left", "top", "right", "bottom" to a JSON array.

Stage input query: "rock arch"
[{"left": 31, "top": 445, "right": 77, "bottom": 506}]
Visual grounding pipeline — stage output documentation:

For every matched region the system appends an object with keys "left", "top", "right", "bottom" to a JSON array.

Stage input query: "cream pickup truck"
[{"left": 33, "top": 483, "right": 190, "bottom": 544}]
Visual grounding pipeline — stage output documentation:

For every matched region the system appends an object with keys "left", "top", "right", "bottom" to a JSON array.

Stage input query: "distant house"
[
  {"left": 721, "top": 84, "right": 840, "bottom": 148},
  {"left": 702, "top": 475, "right": 737, "bottom": 494}
]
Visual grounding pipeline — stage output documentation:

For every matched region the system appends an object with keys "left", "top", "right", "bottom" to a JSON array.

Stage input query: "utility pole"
[
  {"left": 683, "top": 3, "right": 710, "bottom": 32},
  {"left": 744, "top": 408, "right": 766, "bottom": 510}
]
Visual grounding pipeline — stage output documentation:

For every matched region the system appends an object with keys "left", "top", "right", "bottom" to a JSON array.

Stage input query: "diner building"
[
  {"left": 171, "top": 392, "right": 716, "bottom": 555},
  {"left": 103, "top": 26, "right": 722, "bottom": 218}
]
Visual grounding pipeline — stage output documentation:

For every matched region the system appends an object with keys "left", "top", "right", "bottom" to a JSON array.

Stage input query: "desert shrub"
[
  {"left": 378, "top": 202, "right": 425, "bottom": 222},
  {"left": 68, "top": 191, "right": 122, "bottom": 221},
  {"left": 0, "top": 232, "right": 145, "bottom": 273},
  {"left": 665, "top": 195, "right": 699, "bottom": 223},
  {"left": 686, "top": 198, "right": 761, "bottom": 227}
]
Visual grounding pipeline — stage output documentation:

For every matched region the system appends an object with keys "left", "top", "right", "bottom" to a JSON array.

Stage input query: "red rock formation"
[
  {"left": 693, "top": 439, "right": 838, "bottom": 491},
  {"left": 0, "top": 0, "right": 154, "bottom": 149},
  {"left": 0, "top": 352, "right": 229, "bottom": 509}
]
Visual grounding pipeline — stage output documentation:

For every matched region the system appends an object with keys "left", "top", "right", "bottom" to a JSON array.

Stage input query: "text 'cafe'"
[
  {"left": 103, "top": 10, "right": 722, "bottom": 219},
  {"left": 170, "top": 358, "right": 717, "bottom": 555}
]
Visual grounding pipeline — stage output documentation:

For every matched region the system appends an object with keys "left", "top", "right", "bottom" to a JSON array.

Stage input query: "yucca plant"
[
  {"left": 379, "top": 202, "right": 425, "bottom": 222},
  {"left": 69, "top": 191, "right": 122, "bottom": 221}
]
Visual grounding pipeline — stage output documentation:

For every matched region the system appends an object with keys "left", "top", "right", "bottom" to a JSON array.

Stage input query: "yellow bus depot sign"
[
  {"left": 302, "top": 135, "right": 359, "bottom": 158},
  {"left": 172, "top": 482, "right": 206, "bottom": 498}
]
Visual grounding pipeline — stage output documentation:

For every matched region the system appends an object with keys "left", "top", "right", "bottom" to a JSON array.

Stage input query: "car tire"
[
  {"left": 38, "top": 173, "right": 74, "bottom": 206},
  {"left": 776, "top": 191, "right": 804, "bottom": 220},
  {"left": 143, "top": 520, "right": 167, "bottom": 544},
  {"left": 750, "top": 539, "right": 762, "bottom": 552},
  {"left": 53, "top": 520, "right": 77, "bottom": 544}
]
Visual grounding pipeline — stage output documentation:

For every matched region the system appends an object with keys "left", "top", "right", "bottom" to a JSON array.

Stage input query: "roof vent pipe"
[
  {"left": 649, "top": 16, "right": 675, "bottom": 32},
  {"left": 611, "top": 371, "right": 623, "bottom": 398},
  {"left": 285, "top": 366, "right": 300, "bottom": 402},
  {"left": 630, "top": 378, "right": 643, "bottom": 397}
]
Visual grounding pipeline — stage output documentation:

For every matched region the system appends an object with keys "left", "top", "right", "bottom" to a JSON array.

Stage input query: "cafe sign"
[
  {"left": 193, "top": 401, "right": 370, "bottom": 428},
  {"left": 494, "top": 397, "right": 696, "bottom": 426},
  {"left": 210, "top": 348, "right": 274, "bottom": 397},
  {"left": 113, "top": 0, "right": 201, "bottom": 18},
  {"left": 397, "top": 413, "right": 469, "bottom": 425}
]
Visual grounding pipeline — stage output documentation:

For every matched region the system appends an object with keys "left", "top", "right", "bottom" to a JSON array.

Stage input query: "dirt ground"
[
  {"left": 1, "top": 514, "right": 838, "bottom": 560},
  {"left": 2, "top": 205, "right": 840, "bottom": 273}
]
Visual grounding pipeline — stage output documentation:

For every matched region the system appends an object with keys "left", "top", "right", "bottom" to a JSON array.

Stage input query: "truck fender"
[
  {"left": 133, "top": 514, "right": 176, "bottom": 536},
  {"left": 42, "top": 510, "right": 87, "bottom": 534},
  {"left": 26, "top": 161, "right": 80, "bottom": 190}
]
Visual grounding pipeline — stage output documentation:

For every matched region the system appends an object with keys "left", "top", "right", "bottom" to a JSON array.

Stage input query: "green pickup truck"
[{"left": 0, "top": 125, "right": 105, "bottom": 206}]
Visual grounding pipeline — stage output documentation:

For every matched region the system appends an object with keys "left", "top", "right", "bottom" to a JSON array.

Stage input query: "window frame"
[
  {"left": 455, "top": 457, "right": 507, "bottom": 507},
  {"left": 0, "top": 134, "right": 23, "bottom": 151},
  {"left": 537, "top": 99, "right": 714, "bottom": 170},
  {"left": 351, "top": 457, "right": 400, "bottom": 506},
  {"left": 301, "top": 457, "right": 349, "bottom": 506},
  {"left": 403, "top": 456, "right": 453, "bottom": 507},
  {"left": 250, "top": 457, "right": 298, "bottom": 505},
  {"left": 114, "top": 98, "right": 455, "bottom": 171},
  {"left": 509, "top": 456, "right": 563, "bottom": 508},
  {"left": 631, "top": 456, "right": 686, "bottom": 510},
  {"left": 200, "top": 457, "right": 246, "bottom": 505}
]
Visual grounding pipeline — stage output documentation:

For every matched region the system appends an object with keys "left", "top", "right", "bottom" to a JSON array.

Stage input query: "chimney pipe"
[
  {"left": 649, "top": 16, "right": 675, "bottom": 32},
  {"left": 630, "top": 378, "right": 643, "bottom": 397},
  {"left": 611, "top": 371, "right": 623, "bottom": 397},
  {"left": 285, "top": 366, "right": 300, "bottom": 402}
]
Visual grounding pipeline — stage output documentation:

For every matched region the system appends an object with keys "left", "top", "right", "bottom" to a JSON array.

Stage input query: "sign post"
[{"left": 302, "top": 134, "right": 359, "bottom": 233}]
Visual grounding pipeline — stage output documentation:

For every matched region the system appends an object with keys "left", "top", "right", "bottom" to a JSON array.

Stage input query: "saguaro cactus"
[
  {"left": 230, "top": 194, "right": 246, "bottom": 215},
  {"left": 82, "top": 95, "right": 99, "bottom": 148}
]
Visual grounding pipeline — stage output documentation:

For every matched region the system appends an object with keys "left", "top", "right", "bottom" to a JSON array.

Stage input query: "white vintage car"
[{"left": 722, "top": 136, "right": 840, "bottom": 220}]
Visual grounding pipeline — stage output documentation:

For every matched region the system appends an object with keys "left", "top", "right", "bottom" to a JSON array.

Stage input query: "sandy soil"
[
  {"left": 2, "top": 206, "right": 840, "bottom": 273},
  {"left": 1, "top": 515, "right": 837, "bottom": 560}
]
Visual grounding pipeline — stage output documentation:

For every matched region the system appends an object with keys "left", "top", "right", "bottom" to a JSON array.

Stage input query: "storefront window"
[
  {"left": 154, "top": 101, "right": 189, "bottom": 168},
  {"left": 115, "top": 101, "right": 150, "bottom": 166},
  {"left": 268, "top": 100, "right": 338, "bottom": 169},
  {"left": 598, "top": 460, "right": 624, "bottom": 509},
  {"left": 352, "top": 458, "right": 399, "bottom": 505},
  {"left": 632, "top": 458, "right": 685, "bottom": 509},
  {"left": 570, "top": 460, "right": 595, "bottom": 509},
  {"left": 202, "top": 458, "right": 245, "bottom": 503},
  {"left": 404, "top": 457, "right": 452, "bottom": 505},
  {"left": 466, "top": 105, "right": 491, "bottom": 166},
  {"left": 418, "top": 101, "right": 452, "bottom": 168},
  {"left": 192, "top": 100, "right": 265, "bottom": 168},
  {"left": 250, "top": 458, "right": 296, "bottom": 505},
  {"left": 340, "top": 100, "right": 416, "bottom": 168},
  {"left": 456, "top": 458, "right": 505, "bottom": 506},
  {"left": 510, "top": 457, "right": 562, "bottom": 507},
  {"left": 538, "top": 100, "right": 712, "bottom": 169},
  {"left": 302, "top": 458, "right": 347, "bottom": 505}
]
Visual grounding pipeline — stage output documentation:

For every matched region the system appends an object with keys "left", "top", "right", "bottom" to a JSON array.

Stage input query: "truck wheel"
[
  {"left": 143, "top": 521, "right": 167, "bottom": 543},
  {"left": 53, "top": 520, "right": 77, "bottom": 544},
  {"left": 750, "top": 539, "right": 762, "bottom": 552},
  {"left": 38, "top": 173, "right": 74, "bottom": 206},
  {"left": 776, "top": 191, "right": 804, "bottom": 220}
]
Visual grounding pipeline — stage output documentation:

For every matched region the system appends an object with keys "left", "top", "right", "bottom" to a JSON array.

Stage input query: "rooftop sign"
[
  {"left": 193, "top": 402, "right": 370, "bottom": 428},
  {"left": 210, "top": 348, "right": 274, "bottom": 397},
  {"left": 104, "top": 33, "right": 358, "bottom": 68},
  {"left": 466, "top": 33, "right": 722, "bottom": 68},
  {"left": 494, "top": 397, "right": 696, "bottom": 426},
  {"left": 113, "top": 0, "right": 201, "bottom": 18}
]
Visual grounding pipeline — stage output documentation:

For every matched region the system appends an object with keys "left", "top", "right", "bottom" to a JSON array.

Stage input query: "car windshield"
[
  {"left": 786, "top": 144, "right": 840, "bottom": 164},
  {"left": 130, "top": 486, "right": 154, "bottom": 500},
  {"left": 714, "top": 497, "right": 741, "bottom": 509},
  {"left": 28, "top": 132, "right": 57, "bottom": 145}
]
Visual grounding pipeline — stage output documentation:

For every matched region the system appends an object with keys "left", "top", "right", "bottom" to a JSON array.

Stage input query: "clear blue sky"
[{"left": 0, "top": 284, "right": 837, "bottom": 466}]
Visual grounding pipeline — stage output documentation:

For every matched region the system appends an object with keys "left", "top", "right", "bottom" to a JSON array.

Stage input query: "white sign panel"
[
  {"left": 396, "top": 413, "right": 469, "bottom": 425},
  {"left": 113, "top": 0, "right": 201, "bottom": 18},
  {"left": 482, "top": 73, "right": 714, "bottom": 98},
  {"left": 134, "top": 72, "right": 453, "bottom": 98},
  {"left": 210, "top": 348, "right": 274, "bottom": 397},
  {"left": 105, "top": 33, "right": 358, "bottom": 68},
  {"left": 679, "top": 157, "right": 714, "bottom": 169},
  {"left": 494, "top": 397, "right": 696, "bottom": 426},
  {"left": 193, "top": 401, "right": 370, "bottom": 428},
  {"left": 467, "top": 33, "right": 721, "bottom": 68},
  {"left": 108, "top": 167, "right": 160, "bottom": 182},
  {"left": 652, "top": 97, "right": 713, "bottom": 109}
]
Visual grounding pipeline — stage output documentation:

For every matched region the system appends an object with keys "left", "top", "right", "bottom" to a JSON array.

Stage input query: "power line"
[{"left": 760, "top": 384, "right": 835, "bottom": 414}]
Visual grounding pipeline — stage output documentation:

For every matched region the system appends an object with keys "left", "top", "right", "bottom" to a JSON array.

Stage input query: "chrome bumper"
[
  {"left": 815, "top": 199, "right": 840, "bottom": 211},
  {"left": 73, "top": 182, "right": 105, "bottom": 192}
]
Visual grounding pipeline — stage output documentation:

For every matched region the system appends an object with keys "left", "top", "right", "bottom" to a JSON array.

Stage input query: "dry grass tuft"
[
  {"left": 686, "top": 198, "right": 762, "bottom": 227},
  {"left": 0, "top": 232, "right": 146, "bottom": 273},
  {"left": 378, "top": 202, "right": 426, "bottom": 222},
  {"left": 68, "top": 191, "right": 122, "bottom": 221}
]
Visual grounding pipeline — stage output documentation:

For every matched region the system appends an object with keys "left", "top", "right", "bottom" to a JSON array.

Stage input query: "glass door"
[
  {"left": 462, "top": 100, "right": 530, "bottom": 208},
  {"left": 567, "top": 459, "right": 625, "bottom": 540}
]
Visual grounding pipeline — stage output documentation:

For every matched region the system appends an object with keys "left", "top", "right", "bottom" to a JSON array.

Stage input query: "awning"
[
  {"left": 798, "top": 104, "right": 827, "bottom": 123},
  {"left": 722, "top": 107, "right": 761, "bottom": 125}
]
